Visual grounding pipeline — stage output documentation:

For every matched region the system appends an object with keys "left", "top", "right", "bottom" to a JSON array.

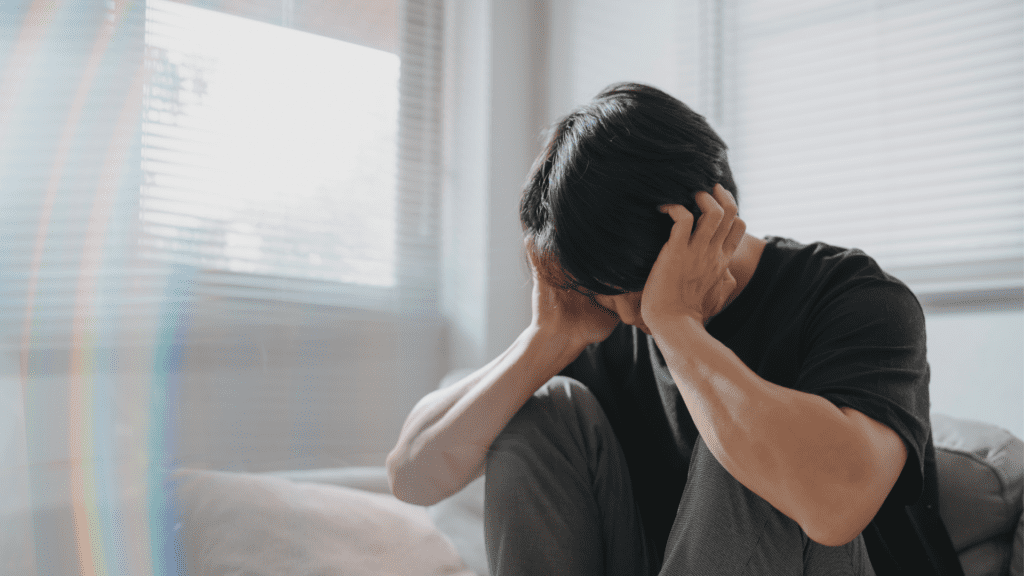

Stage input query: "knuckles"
[{"left": 733, "top": 217, "right": 746, "bottom": 234}]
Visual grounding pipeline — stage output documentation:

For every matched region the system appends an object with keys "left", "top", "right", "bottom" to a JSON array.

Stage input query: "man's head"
[{"left": 520, "top": 82, "right": 737, "bottom": 296}]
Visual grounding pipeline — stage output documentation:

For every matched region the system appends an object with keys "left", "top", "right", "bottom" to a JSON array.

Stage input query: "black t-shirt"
[{"left": 561, "top": 236, "right": 962, "bottom": 575}]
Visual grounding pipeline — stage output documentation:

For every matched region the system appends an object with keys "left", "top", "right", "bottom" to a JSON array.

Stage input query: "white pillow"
[
  {"left": 428, "top": 475, "right": 488, "bottom": 576},
  {"left": 172, "top": 468, "right": 475, "bottom": 576}
]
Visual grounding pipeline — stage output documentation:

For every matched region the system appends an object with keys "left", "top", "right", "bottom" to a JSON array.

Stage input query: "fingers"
[
  {"left": 661, "top": 184, "right": 738, "bottom": 251},
  {"left": 708, "top": 184, "right": 739, "bottom": 249},
  {"left": 648, "top": 186, "right": 744, "bottom": 327},
  {"left": 723, "top": 215, "right": 746, "bottom": 260},
  {"left": 658, "top": 203, "right": 694, "bottom": 237},
  {"left": 693, "top": 190, "right": 725, "bottom": 246},
  {"left": 713, "top": 183, "right": 739, "bottom": 213}
]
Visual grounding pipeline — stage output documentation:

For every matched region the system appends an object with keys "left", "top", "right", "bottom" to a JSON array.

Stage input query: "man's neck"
[{"left": 724, "top": 234, "right": 768, "bottom": 309}]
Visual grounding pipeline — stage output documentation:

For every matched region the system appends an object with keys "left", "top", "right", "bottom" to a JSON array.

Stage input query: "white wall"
[
  {"left": 171, "top": 303, "right": 447, "bottom": 470},
  {"left": 440, "top": 0, "right": 545, "bottom": 370},
  {"left": 545, "top": 0, "right": 701, "bottom": 121},
  {"left": 926, "top": 309, "right": 1023, "bottom": 438}
]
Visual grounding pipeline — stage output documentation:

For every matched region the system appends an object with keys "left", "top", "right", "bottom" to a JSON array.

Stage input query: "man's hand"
[
  {"left": 641, "top": 184, "right": 746, "bottom": 335},
  {"left": 527, "top": 245, "right": 620, "bottom": 352},
  {"left": 389, "top": 246, "right": 617, "bottom": 506}
]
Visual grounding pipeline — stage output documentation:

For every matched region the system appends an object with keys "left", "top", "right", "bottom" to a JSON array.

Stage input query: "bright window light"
[{"left": 142, "top": 0, "right": 400, "bottom": 287}]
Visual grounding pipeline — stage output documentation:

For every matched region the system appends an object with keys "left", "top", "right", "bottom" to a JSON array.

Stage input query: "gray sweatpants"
[{"left": 484, "top": 377, "right": 876, "bottom": 576}]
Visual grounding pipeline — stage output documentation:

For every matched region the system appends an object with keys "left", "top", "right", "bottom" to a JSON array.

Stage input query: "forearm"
[
  {"left": 653, "top": 316, "right": 886, "bottom": 545},
  {"left": 387, "top": 325, "right": 582, "bottom": 505}
]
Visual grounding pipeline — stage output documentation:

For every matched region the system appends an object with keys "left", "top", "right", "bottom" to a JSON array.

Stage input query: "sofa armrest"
[
  {"left": 263, "top": 466, "right": 392, "bottom": 494},
  {"left": 932, "top": 413, "right": 1023, "bottom": 576}
]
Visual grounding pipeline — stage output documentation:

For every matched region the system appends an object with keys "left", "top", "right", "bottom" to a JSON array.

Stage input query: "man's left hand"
[{"left": 641, "top": 184, "right": 746, "bottom": 335}]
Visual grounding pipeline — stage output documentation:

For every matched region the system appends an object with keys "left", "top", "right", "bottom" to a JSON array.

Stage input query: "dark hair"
[{"left": 520, "top": 82, "right": 737, "bottom": 295}]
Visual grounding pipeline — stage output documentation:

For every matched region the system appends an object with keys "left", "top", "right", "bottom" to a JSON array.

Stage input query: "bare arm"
[
  {"left": 386, "top": 326, "right": 578, "bottom": 505},
  {"left": 653, "top": 316, "right": 906, "bottom": 546},
  {"left": 641, "top": 186, "right": 907, "bottom": 546},
  {"left": 387, "top": 247, "right": 620, "bottom": 506}
]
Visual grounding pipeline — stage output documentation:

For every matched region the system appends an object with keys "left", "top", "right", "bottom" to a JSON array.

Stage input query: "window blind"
[
  {"left": 725, "top": 0, "right": 1023, "bottom": 301},
  {"left": 0, "top": 0, "right": 444, "bottom": 342},
  {"left": 141, "top": 0, "right": 443, "bottom": 314}
]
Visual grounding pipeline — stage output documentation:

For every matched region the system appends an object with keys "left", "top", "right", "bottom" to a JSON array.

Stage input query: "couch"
[{"left": 173, "top": 406, "right": 1023, "bottom": 576}]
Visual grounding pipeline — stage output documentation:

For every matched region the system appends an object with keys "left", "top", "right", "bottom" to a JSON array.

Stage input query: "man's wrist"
[
  {"left": 647, "top": 310, "right": 705, "bottom": 343},
  {"left": 523, "top": 324, "right": 588, "bottom": 367}
]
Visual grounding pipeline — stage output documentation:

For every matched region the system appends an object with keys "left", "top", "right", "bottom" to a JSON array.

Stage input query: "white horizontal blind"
[
  {"left": 395, "top": 0, "right": 444, "bottom": 314},
  {"left": 141, "top": 0, "right": 442, "bottom": 313},
  {"left": 727, "top": 0, "right": 1023, "bottom": 298}
]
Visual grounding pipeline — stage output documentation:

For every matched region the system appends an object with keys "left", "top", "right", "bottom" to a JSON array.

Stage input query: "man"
[{"left": 387, "top": 83, "right": 962, "bottom": 575}]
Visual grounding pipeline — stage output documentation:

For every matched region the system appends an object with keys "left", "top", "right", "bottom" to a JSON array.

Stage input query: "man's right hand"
[
  {"left": 389, "top": 243, "right": 618, "bottom": 506},
  {"left": 527, "top": 245, "right": 621, "bottom": 353}
]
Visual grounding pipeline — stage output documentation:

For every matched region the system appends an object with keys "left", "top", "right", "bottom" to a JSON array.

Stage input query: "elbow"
[
  {"left": 386, "top": 447, "right": 446, "bottom": 506},
  {"left": 802, "top": 517, "right": 865, "bottom": 548},
  {"left": 385, "top": 449, "right": 406, "bottom": 499},
  {"left": 798, "top": 448, "right": 891, "bottom": 546},
  {"left": 798, "top": 488, "right": 877, "bottom": 547}
]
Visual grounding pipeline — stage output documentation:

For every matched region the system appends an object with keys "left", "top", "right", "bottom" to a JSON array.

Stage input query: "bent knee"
[{"left": 491, "top": 376, "right": 608, "bottom": 451}]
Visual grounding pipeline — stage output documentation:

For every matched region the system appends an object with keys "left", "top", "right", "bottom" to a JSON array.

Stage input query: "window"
[
  {"left": 144, "top": 1, "right": 400, "bottom": 288},
  {"left": 141, "top": 0, "right": 442, "bottom": 313}
]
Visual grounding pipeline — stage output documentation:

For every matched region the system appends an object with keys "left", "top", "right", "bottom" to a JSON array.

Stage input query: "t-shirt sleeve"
[{"left": 794, "top": 272, "right": 931, "bottom": 505}]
